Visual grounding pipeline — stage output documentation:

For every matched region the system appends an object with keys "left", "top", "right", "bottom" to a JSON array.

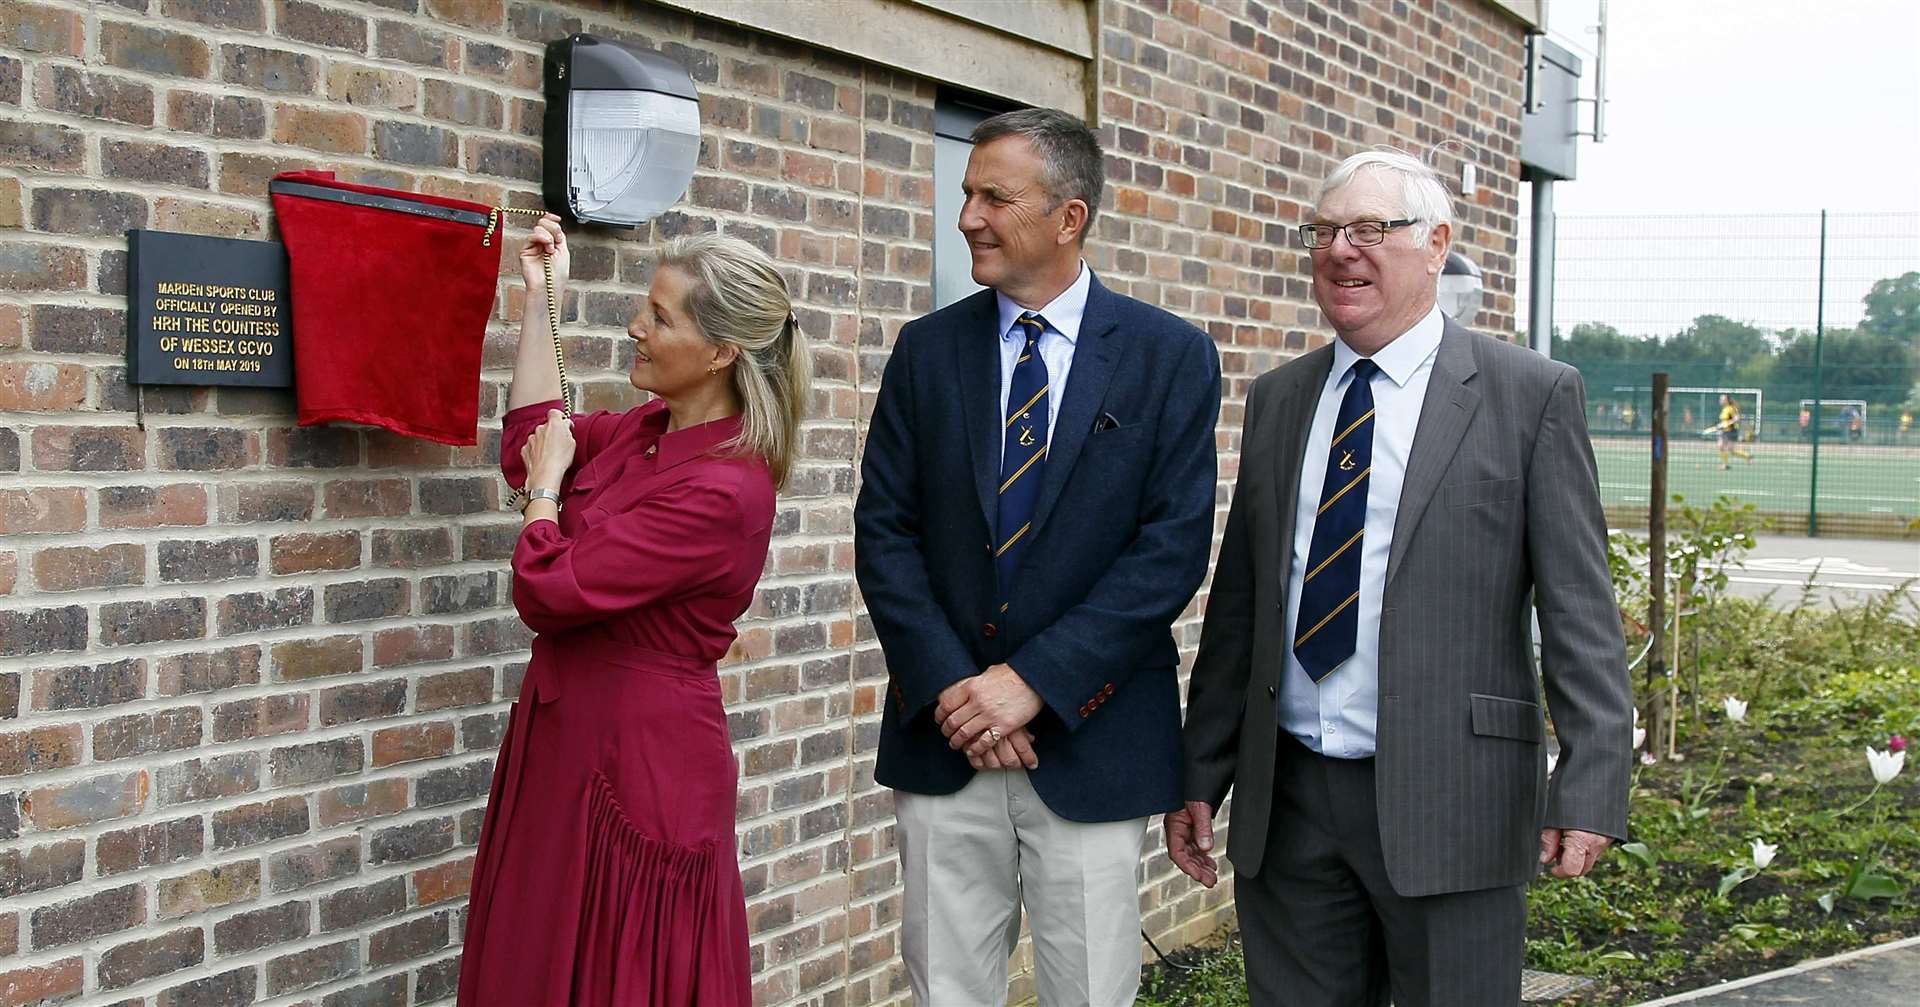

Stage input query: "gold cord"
[{"left": 491, "top": 206, "right": 573, "bottom": 510}]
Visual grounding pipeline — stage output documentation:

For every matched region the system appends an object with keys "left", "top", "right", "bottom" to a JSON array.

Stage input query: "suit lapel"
[
  {"left": 1385, "top": 318, "right": 1482, "bottom": 588},
  {"left": 953, "top": 291, "right": 1005, "bottom": 532},
  {"left": 1027, "top": 275, "right": 1123, "bottom": 538},
  {"left": 1269, "top": 345, "right": 1334, "bottom": 588}
]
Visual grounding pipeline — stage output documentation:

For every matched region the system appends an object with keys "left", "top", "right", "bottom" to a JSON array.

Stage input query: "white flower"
[
  {"left": 1722, "top": 696, "right": 1748, "bottom": 723},
  {"left": 1632, "top": 708, "right": 1646, "bottom": 749},
  {"left": 1866, "top": 746, "right": 1907, "bottom": 785},
  {"left": 1750, "top": 839, "right": 1777, "bottom": 870},
  {"left": 1640, "top": 751, "right": 1659, "bottom": 765}
]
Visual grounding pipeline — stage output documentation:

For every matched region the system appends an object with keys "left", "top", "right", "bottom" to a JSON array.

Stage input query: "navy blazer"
[{"left": 854, "top": 274, "right": 1221, "bottom": 823}]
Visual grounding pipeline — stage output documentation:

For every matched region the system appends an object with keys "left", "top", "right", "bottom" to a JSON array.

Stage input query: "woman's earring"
[{"left": 707, "top": 363, "right": 719, "bottom": 375}]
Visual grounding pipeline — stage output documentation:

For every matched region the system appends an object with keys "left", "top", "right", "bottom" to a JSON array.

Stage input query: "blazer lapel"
[
  {"left": 1385, "top": 318, "right": 1482, "bottom": 588},
  {"left": 953, "top": 291, "right": 1004, "bottom": 532},
  {"left": 1268, "top": 345, "right": 1334, "bottom": 588},
  {"left": 1028, "top": 275, "right": 1122, "bottom": 537}
]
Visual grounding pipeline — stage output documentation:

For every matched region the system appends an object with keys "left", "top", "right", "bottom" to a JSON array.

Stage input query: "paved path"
[
  {"left": 1630, "top": 936, "right": 1920, "bottom": 1005},
  {"left": 1706, "top": 534, "right": 1918, "bottom": 609}
]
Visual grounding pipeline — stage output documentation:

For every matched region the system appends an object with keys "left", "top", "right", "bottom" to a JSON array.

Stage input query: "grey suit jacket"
[{"left": 1183, "top": 317, "right": 1632, "bottom": 897}]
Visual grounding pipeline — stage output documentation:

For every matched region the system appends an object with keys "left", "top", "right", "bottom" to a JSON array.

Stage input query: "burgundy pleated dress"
[{"left": 457, "top": 398, "right": 772, "bottom": 1007}]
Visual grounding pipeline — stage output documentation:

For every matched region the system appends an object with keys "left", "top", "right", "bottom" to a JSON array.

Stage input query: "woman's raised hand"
[{"left": 518, "top": 213, "right": 570, "bottom": 304}]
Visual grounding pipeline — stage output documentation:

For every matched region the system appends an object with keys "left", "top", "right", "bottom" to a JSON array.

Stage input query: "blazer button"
[
  {"left": 1267, "top": 685, "right": 1277, "bottom": 697},
  {"left": 1079, "top": 704, "right": 1092, "bottom": 717},
  {"left": 981, "top": 623, "right": 997, "bottom": 638}
]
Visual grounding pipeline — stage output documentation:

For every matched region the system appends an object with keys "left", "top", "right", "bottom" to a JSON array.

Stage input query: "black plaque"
[{"left": 127, "top": 229, "right": 293, "bottom": 387}]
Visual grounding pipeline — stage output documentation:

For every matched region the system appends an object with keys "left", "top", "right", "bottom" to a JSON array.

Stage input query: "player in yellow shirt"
[{"left": 1710, "top": 394, "right": 1753, "bottom": 469}]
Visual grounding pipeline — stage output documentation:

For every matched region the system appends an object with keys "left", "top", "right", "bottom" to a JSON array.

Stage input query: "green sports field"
[{"left": 1591, "top": 436, "right": 1919, "bottom": 536}]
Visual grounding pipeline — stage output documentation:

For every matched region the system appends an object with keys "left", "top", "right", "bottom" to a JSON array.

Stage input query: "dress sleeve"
[
  {"left": 500, "top": 399, "right": 622, "bottom": 490},
  {"left": 511, "top": 478, "right": 747, "bottom": 634}
]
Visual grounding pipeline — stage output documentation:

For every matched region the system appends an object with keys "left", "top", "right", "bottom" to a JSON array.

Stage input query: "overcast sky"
[{"left": 1515, "top": 0, "right": 1920, "bottom": 338}]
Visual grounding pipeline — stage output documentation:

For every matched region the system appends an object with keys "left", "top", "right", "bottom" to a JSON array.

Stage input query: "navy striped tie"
[
  {"left": 995, "top": 313, "right": 1050, "bottom": 610},
  {"left": 1294, "top": 358, "right": 1378, "bottom": 682}
]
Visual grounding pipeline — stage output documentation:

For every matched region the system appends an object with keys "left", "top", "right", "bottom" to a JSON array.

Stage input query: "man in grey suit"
[{"left": 1166, "top": 149, "right": 1632, "bottom": 1006}]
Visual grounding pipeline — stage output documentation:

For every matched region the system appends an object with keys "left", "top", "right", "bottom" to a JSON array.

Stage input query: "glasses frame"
[{"left": 1297, "top": 217, "right": 1420, "bottom": 249}]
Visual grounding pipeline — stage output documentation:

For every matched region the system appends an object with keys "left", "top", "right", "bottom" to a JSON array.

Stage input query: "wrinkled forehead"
[{"left": 1313, "top": 169, "right": 1405, "bottom": 223}]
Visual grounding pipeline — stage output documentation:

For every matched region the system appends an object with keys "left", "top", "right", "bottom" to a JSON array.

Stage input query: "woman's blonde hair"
[{"left": 656, "top": 233, "right": 811, "bottom": 491}]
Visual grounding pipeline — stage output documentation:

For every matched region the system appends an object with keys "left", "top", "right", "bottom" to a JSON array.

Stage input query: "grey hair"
[
  {"left": 655, "top": 234, "right": 812, "bottom": 492},
  {"left": 971, "top": 107, "right": 1105, "bottom": 237},
  {"left": 1315, "top": 148, "right": 1455, "bottom": 240}
]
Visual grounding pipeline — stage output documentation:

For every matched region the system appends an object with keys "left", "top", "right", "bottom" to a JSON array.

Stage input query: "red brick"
[
  {"left": 416, "top": 664, "right": 491, "bottom": 711},
  {"left": 21, "top": 770, "right": 148, "bottom": 830},
  {"left": 271, "top": 103, "right": 367, "bottom": 153},
  {"left": 0, "top": 488, "right": 85, "bottom": 534},
  {"left": 92, "top": 707, "right": 203, "bottom": 762},
  {"left": 368, "top": 909, "right": 448, "bottom": 967},
  {"left": 0, "top": 912, "right": 14, "bottom": 957},
  {"left": 223, "top": 481, "right": 315, "bottom": 523},
  {"left": 0, "top": 957, "right": 82, "bottom": 1007},
  {"left": 97, "top": 817, "right": 204, "bottom": 876},
  {"left": 216, "top": 151, "right": 313, "bottom": 197},
  {"left": 0, "top": 362, "right": 87, "bottom": 410},
  {"left": 276, "top": 0, "right": 369, "bottom": 52},
  {"left": 322, "top": 479, "right": 409, "bottom": 518},
  {"left": 28, "top": 884, "right": 143, "bottom": 949},
  {"left": 156, "top": 645, "right": 260, "bottom": 696},
  {"left": 317, "top": 679, "right": 407, "bottom": 726},
  {"left": 370, "top": 722, "right": 454, "bottom": 767},
  {"left": 32, "top": 544, "right": 145, "bottom": 592},
  {"left": 407, "top": 851, "right": 475, "bottom": 914},
  {"left": 210, "top": 795, "right": 308, "bottom": 850},
  {"left": 2, "top": 3, "right": 83, "bottom": 55},
  {"left": 98, "top": 925, "right": 202, "bottom": 989},
  {"left": 212, "top": 902, "right": 308, "bottom": 958},
  {"left": 154, "top": 753, "right": 259, "bottom": 807},
  {"left": 372, "top": 625, "right": 454, "bottom": 668},
  {"left": 99, "top": 484, "right": 208, "bottom": 529},
  {"left": 0, "top": 838, "right": 84, "bottom": 898},
  {"left": 270, "top": 530, "right": 360, "bottom": 573},
  {"left": 151, "top": 197, "right": 261, "bottom": 236},
  {"left": 99, "top": 19, "right": 210, "bottom": 78},
  {"left": 0, "top": 552, "right": 13, "bottom": 596},
  {"left": 155, "top": 860, "right": 260, "bottom": 920},
  {"left": 0, "top": 725, "right": 82, "bottom": 777},
  {"left": 31, "top": 426, "right": 147, "bottom": 472},
  {"left": 263, "top": 939, "right": 357, "bottom": 996},
  {"left": 267, "top": 835, "right": 358, "bottom": 893},
  {"left": 30, "top": 659, "right": 144, "bottom": 711},
  {"left": 324, "top": 64, "right": 416, "bottom": 109},
  {"left": 100, "top": 597, "right": 206, "bottom": 646},
  {"left": 270, "top": 635, "right": 361, "bottom": 682},
  {"left": 314, "top": 778, "right": 407, "bottom": 827},
  {"left": 164, "top": 0, "right": 266, "bottom": 31},
  {"left": 0, "top": 240, "right": 87, "bottom": 289},
  {"left": 210, "top": 694, "right": 309, "bottom": 743}
]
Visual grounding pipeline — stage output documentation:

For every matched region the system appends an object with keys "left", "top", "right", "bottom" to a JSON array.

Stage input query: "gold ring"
[{"left": 986, "top": 727, "right": 1002, "bottom": 744}]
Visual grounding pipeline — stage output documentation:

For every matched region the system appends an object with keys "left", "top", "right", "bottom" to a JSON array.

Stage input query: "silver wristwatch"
[{"left": 521, "top": 487, "right": 563, "bottom": 512}]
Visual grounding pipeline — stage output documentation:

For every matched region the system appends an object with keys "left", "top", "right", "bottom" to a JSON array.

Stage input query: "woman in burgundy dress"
[{"left": 457, "top": 218, "right": 810, "bottom": 1006}]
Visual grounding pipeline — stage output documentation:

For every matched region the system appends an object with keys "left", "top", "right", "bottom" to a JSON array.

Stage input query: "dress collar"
[
  {"left": 637, "top": 399, "right": 746, "bottom": 470},
  {"left": 1331, "top": 303, "right": 1444, "bottom": 387},
  {"left": 995, "top": 260, "right": 1091, "bottom": 345}
]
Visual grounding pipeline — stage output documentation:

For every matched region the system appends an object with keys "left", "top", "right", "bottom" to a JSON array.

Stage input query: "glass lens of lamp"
[{"left": 568, "top": 90, "right": 700, "bottom": 226}]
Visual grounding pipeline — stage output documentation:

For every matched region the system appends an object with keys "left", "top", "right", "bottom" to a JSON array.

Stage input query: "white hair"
[{"left": 1315, "top": 148, "right": 1455, "bottom": 240}]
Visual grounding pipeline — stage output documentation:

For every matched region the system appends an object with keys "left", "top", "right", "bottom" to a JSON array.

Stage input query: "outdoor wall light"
[
  {"left": 543, "top": 34, "right": 701, "bottom": 227},
  {"left": 1437, "top": 250, "right": 1484, "bottom": 324}
]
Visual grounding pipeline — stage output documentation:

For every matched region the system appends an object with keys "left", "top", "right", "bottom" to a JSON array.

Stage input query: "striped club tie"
[
  {"left": 1293, "top": 358, "right": 1379, "bottom": 682},
  {"left": 995, "top": 313, "right": 1050, "bottom": 610}
]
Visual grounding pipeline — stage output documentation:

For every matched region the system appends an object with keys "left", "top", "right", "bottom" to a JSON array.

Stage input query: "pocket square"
[{"left": 1092, "top": 411, "right": 1122, "bottom": 433}]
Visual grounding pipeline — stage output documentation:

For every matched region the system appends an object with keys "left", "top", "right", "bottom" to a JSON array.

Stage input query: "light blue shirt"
[
  {"left": 1281, "top": 304, "right": 1443, "bottom": 758},
  {"left": 994, "top": 262, "right": 1090, "bottom": 462}
]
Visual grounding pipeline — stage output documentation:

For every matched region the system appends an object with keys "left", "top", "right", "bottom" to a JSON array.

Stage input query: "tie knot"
[
  {"left": 1350, "top": 358, "right": 1380, "bottom": 382},
  {"left": 1015, "top": 313, "right": 1047, "bottom": 345}
]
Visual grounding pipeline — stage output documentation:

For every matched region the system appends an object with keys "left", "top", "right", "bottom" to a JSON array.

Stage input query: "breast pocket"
[{"left": 1443, "top": 475, "right": 1522, "bottom": 509}]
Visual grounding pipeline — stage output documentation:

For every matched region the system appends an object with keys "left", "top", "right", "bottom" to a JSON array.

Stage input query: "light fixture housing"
[
  {"left": 1436, "top": 250, "right": 1484, "bottom": 324},
  {"left": 543, "top": 34, "right": 700, "bottom": 228}
]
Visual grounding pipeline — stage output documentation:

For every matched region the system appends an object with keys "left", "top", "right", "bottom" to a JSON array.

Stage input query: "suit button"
[
  {"left": 981, "top": 623, "right": 997, "bottom": 638},
  {"left": 1079, "top": 704, "right": 1092, "bottom": 717},
  {"left": 1267, "top": 685, "right": 1277, "bottom": 697},
  {"left": 1101, "top": 683, "right": 1114, "bottom": 697}
]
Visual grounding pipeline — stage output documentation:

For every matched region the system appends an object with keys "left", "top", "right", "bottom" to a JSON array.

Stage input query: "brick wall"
[{"left": 0, "top": 1, "right": 1526, "bottom": 1004}]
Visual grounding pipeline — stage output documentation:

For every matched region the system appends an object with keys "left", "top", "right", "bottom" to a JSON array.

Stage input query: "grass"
[
  {"left": 1139, "top": 593, "right": 1920, "bottom": 1006},
  {"left": 1590, "top": 436, "right": 1918, "bottom": 525}
]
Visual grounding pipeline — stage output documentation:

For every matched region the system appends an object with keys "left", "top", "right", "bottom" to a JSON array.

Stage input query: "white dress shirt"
[
  {"left": 993, "top": 262, "right": 1090, "bottom": 462},
  {"left": 1280, "top": 304, "right": 1444, "bottom": 757}
]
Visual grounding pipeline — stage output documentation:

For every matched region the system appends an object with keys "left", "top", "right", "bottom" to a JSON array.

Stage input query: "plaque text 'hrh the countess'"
[{"left": 127, "top": 230, "right": 294, "bottom": 388}]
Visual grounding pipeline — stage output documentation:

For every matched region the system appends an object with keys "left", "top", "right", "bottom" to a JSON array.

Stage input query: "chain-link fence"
[{"left": 1526, "top": 212, "right": 1920, "bottom": 538}]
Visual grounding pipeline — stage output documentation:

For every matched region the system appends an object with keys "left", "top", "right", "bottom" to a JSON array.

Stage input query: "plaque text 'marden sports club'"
[{"left": 127, "top": 229, "right": 294, "bottom": 387}]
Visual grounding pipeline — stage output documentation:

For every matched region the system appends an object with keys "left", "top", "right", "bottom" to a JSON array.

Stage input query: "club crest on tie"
[
  {"left": 1338, "top": 450, "right": 1356, "bottom": 472},
  {"left": 1019, "top": 424, "right": 1036, "bottom": 447}
]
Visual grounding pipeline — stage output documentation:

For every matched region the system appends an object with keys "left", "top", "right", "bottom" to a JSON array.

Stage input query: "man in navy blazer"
[{"left": 855, "top": 108, "right": 1221, "bottom": 1006}]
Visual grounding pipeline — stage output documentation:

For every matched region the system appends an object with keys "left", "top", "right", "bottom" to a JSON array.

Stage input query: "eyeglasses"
[{"left": 1297, "top": 218, "right": 1419, "bottom": 249}]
